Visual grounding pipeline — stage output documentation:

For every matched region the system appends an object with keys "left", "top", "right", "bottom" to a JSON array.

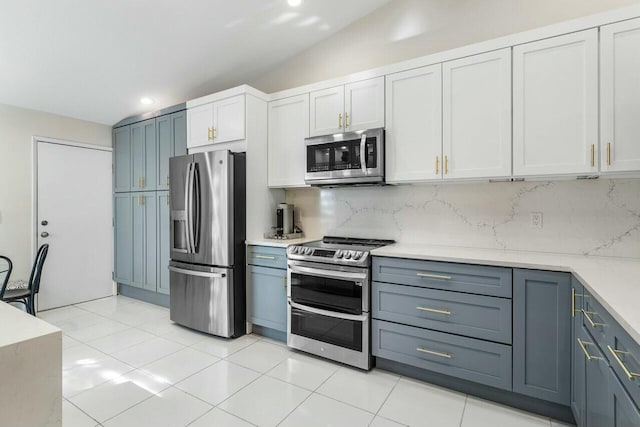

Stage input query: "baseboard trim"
[
  {"left": 251, "top": 324, "right": 286, "bottom": 343},
  {"left": 376, "top": 358, "right": 575, "bottom": 425},
  {"left": 118, "top": 284, "right": 170, "bottom": 308}
]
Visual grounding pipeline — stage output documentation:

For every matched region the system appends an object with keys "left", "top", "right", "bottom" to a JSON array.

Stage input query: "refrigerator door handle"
[
  {"left": 192, "top": 163, "right": 201, "bottom": 252},
  {"left": 169, "top": 266, "right": 226, "bottom": 279},
  {"left": 185, "top": 162, "right": 195, "bottom": 253}
]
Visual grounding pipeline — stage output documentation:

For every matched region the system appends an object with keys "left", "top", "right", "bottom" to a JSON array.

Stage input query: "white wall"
[
  {"left": 286, "top": 179, "right": 640, "bottom": 259},
  {"left": 0, "top": 104, "right": 112, "bottom": 280},
  {"left": 251, "top": 0, "right": 637, "bottom": 93}
]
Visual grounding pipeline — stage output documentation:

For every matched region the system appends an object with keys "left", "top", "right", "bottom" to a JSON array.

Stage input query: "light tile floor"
[{"left": 39, "top": 295, "right": 575, "bottom": 427}]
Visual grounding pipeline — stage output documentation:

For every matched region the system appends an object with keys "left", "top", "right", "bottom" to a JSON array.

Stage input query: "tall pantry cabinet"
[{"left": 113, "top": 109, "right": 187, "bottom": 299}]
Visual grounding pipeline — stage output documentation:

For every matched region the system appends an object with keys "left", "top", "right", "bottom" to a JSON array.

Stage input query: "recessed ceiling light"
[
  {"left": 140, "top": 97, "right": 154, "bottom": 105},
  {"left": 288, "top": 0, "right": 302, "bottom": 7}
]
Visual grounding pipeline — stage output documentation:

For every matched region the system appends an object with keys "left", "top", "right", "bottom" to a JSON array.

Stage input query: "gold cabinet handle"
[
  {"left": 166, "top": 195, "right": 170, "bottom": 205},
  {"left": 435, "top": 156, "right": 439, "bottom": 175},
  {"left": 416, "top": 306, "right": 451, "bottom": 315},
  {"left": 140, "top": 177, "right": 145, "bottom": 188},
  {"left": 283, "top": 275, "right": 287, "bottom": 290},
  {"left": 137, "top": 194, "right": 144, "bottom": 205},
  {"left": 417, "top": 272, "right": 452, "bottom": 280},
  {"left": 590, "top": 144, "right": 595, "bottom": 167},
  {"left": 255, "top": 255, "right": 276, "bottom": 260},
  {"left": 166, "top": 176, "right": 170, "bottom": 186},
  {"left": 416, "top": 347, "right": 451, "bottom": 358},
  {"left": 577, "top": 338, "right": 601, "bottom": 361},
  {"left": 338, "top": 113, "right": 343, "bottom": 128},
  {"left": 212, "top": 127, "right": 216, "bottom": 139},
  {"left": 444, "top": 156, "right": 449, "bottom": 174},
  {"left": 608, "top": 345, "right": 640, "bottom": 381},
  {"left": 607, "top": 142, "right": 612, "bottom": 166},
  {"left": 345, "top": 112, "right": 349, "bottom": 128},
  {"left": 207, "top": 127, "right": 213, "bottom": 141},
  {"left": 583, "top": 309, "right": 605, "bottom": 328}
]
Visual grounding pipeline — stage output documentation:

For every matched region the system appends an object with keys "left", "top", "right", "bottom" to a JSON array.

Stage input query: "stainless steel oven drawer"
[
  {"left": 372, "top": 319, "right": 512, "bottom": 390},
  {"left": 372, "top": 257, "right": 512, "bottom": 298},
  {"left": 372, "top": 282, "right": 512, "bottom": 344}
]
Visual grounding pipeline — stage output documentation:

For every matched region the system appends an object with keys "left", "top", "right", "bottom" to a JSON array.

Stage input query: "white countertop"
[
  {"left": 371, "top": 244, "right": 640, "bottom": 344},
  {"left": 245, "top": 237, "right": 320, "bottom": 248},
  {"left": 0, "top": 301, "right": 60, "bottom": 348}
]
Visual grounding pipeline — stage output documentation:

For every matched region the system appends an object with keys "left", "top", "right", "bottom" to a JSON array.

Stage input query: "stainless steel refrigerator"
[{"left": 169, "top": 150, "right": 246, "bottom": 338}]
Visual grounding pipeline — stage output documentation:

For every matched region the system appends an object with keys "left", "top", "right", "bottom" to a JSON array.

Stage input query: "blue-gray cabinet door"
[
  {"left": 248, "top": 265, "right": 287, "bottom": 332},
  {"left": 571, "top": 277, "right": 586, "bottom": 427},
  {"left": 157, "top": 111, "right": 187, "bottom": 191},
  {"left": 157, "top": 191, "right": 170, "bottom": 295},
  {"left": 114, "top": 193, "right": 132, "bottom": 284},
  {"left": 582, "top": 324, "right": 612, "bottom": 427},
  {"left": 113, "top": 126, "right": 131, "bottom": 192},
  {"left": 131, "top": 192, "right": 157, "bottom": 292},
  {"left": 131, "top": 119, "right": 156, "bottom": 191},
  {"left": 513, "top": 269, "right": 571, "bottom": 405},
  {"left": 610, "top": 366, "right": 640, "bottom": 427}
]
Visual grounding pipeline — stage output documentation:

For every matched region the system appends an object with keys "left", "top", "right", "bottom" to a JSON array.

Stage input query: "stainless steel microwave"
[{"left": 304, "top": 128, "right": 384, "bottom": 186}]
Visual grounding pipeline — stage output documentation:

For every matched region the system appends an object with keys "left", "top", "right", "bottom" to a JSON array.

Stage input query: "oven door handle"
[
  {"left": 289, "top": 301, "right": 368, "bottom": 322},
  {"left": 288, "top": 264, "right": 367, "bottom": 283}
]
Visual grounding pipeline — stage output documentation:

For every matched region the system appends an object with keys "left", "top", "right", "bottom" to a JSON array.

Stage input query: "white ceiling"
[{"left": 0, "top": 0, "right": 390, "bottom": 125}]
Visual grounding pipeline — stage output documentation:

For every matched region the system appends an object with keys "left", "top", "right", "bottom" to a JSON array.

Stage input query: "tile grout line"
[
  {"left": 65, "top": 397, "right": 103, "bottom": 426},
  {"left": 458, "top": 394, "right": 469, "bottom": 427},
  {"left": 368, "top": 375, "right": 402, "bottom": 426}
]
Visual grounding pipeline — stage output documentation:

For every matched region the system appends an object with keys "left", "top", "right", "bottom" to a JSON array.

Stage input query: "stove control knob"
[
  {"left": 305, "top": 248, "right": 313, "bottom": 255},
  {"left": 293, "top": 246, "right": 302, "bottom": 254},
  {"left": 352, "top": 251, "right": 363, "bottom": 260},
  {"left": 335, "top": 250, "right": 343, "bottom": 258},
  {"left": 343, "top": 251, "right": 352, "bottom": 260}
]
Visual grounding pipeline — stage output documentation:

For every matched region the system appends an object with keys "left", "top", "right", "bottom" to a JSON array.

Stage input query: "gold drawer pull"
[
  {"left": 577, "top": 338, "right": 601, "bottom": 361},
  {"left": 608, "top": 345, "right": 640, "bottom": 381},
  {"left": 255, "top": 255, "right": 277, "bottom": 260},
  {"left": 416, "top": 347, "right": 451, "bottom": 359},
  {"left": 435, "top": 156, "right": 439, "bottom": 175},
  {"left": 572, "top": 288, "right": 584, "bottom": 318},
  {"left": 583, "top": 310, "right": 605, "bottom": 328},
  {"left": 416, "top": 272, "right": 452, "bottom": 280},
  {"left": 416, "top": 306, "right": 451, "bottom": 315}
]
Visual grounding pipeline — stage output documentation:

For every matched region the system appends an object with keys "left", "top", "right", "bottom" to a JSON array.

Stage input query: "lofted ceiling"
[{"left": 0, "top": 0, "right": 390, "bottom": 125}]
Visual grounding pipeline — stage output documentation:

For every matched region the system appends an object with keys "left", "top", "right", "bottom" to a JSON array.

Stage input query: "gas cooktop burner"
[{"left": 287, "top": 236, "right": 395, "bottom": 267}]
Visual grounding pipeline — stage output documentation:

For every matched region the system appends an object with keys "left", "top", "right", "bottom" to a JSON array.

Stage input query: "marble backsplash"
[{"left": 285, "top": 178, "right": 640, "bottom": 259}]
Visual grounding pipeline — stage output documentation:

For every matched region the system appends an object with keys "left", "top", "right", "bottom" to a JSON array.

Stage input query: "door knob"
[
  {"left": 40, "top": 232, "right": 49, "bottom": 238},
  {"left": 41, "top": 220, "right": 48, "bottom": 226}
]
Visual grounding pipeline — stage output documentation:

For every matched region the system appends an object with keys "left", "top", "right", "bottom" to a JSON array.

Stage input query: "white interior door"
[{"left": 36, "top": 140, "right": 113, "bottom": 310}]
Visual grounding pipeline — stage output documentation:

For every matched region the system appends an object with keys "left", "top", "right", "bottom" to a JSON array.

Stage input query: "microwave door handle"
[
  {"left": 360, "top": 134, "right": 367, "bottom": 174},
  {"left": 288, "top": 263, "right": 367, "bottom": 283},
  {"left": 289, "top": 301, "right": 368, "bottom": 322}
]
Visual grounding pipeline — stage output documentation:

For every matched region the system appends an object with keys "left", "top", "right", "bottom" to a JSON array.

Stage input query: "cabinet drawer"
[
  {"left": 582, "top": 288, "right": 614, "bottom": 357},
  {"left": 372, "top": 319, "right": 512, "bottom": 391},
  {"left": 372, "top": 282, "right": 512, "bottom": 344},
  {"left": 372, "top": 257, "right": 512, "bottom": 298},
  {"left": 247, "top": 245, "right": 287, "bottom": 269}
]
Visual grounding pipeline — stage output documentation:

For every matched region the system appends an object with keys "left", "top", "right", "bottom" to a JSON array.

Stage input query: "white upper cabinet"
[
  {"left": 268, "top": 94, "right": 310, "bottom": 187},
  {"left": 187, "top": 94, "right": 246, "bottom": 149},
  {"left": 309, "top": 77, "right": 385, "bottom": 137},
  {"left": 443, "top": 48, "right": 512, "bottom": 179},
  {"left": 309, "top": 86, "right": 344, "bottom": 137},
  {"left": 513, "top": 29, "right": 598, "bottom": 177},
  {"left": 600, "top": 18, "right": 640, "bottom": 173},
  {"left": 385, "top": 65, "right": 442, "bottom": 183},
  {"left": 345, "top": 77, "right": 385, "bottom": 132},
  {"left": 213, "top": 95, "right": 245, "bottom": 144},
  {"left": 187, "top": 103, "right": 214, "bottom": 149}
]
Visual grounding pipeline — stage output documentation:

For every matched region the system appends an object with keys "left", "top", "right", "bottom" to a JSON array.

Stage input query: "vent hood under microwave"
[{"left": 304, "top": 128, "right": 385, "bottom": 187}]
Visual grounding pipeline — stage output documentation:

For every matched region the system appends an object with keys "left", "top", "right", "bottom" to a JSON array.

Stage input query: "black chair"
[
  {"left": 0, "top": 244, "right": 49, "bottom": 316},
  {"left": 0, "top": 255, "right": 12, "bottom": 299}
]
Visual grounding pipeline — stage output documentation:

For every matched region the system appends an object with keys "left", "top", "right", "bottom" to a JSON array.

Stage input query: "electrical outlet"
[{"left": 530, "top": 212, "right": 543, "bottom": 229}]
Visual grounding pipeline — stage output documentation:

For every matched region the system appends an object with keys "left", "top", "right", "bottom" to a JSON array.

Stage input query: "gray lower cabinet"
[
  {"left": 114, "top": 193, "right": 133, "bottom": 284},
  {"left": 582, "top": 323, "right": 612, "bottom": 427},
  {"left": 247, "top": 264, "right": 287, "bottom": 332},
  {"left": 513, "top": 269, "right": 571, "bottom": 406},
  {"left": 131, "top": 193, "right": 157, "bottom": 292},
  {"left": 157, "top": 191, "right": 170, "bottom": 295},
  {"left": 610, "top": 366, "right": 640, "bottom": 427}
]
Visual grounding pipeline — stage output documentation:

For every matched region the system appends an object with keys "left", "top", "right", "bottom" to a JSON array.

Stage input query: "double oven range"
[{"left": 286, "top": 237, "right": 394, "bottom": 370}]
